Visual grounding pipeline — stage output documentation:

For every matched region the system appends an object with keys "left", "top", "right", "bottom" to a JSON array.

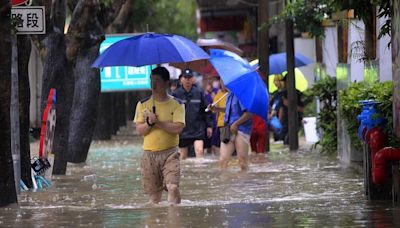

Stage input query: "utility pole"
[
  {"left": 258, "top": 0, "right": 269, "bottom": 152},
  {"left": 10, "top": 14, "right": 21, "bottom": 194},
  {"left": 285, "top": 14, "right": 298, "bottom": 150}
]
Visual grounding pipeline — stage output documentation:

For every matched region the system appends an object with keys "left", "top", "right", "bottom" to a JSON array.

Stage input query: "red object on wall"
[{"left": 12, "top": 0, "right": 28, "bottom": 6}]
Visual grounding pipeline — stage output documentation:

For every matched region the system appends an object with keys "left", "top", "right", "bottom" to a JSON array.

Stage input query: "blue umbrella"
[
  {"left": 268, "top": 52, "right": 313, "bottom": 74},
  {"left": 92, "top": 33, "right": 209, "bottom": 68},
  {"left": 209, "top": 49, "right": 269, "bottom": 121}
]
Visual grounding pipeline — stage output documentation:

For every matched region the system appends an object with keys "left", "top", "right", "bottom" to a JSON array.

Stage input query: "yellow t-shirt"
[
  {"left": 213, "top": 91, "right": 228, "bottom": 127},
  {"left": 133, "top": 96, "right": 185, "bottom": 151}
]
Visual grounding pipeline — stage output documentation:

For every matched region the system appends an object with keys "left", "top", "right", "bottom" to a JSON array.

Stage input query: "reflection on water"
[{"left": 1, "top": 138, "right": 400, "bottom": 227}]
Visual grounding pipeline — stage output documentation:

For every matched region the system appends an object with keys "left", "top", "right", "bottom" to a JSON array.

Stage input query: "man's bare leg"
[
  {"left": 212, "top": 146, "right": 220, "bottom": 156},
  {"left": 166, "top": 183, "right": 181, "bottom": 204},
  {"left": 235, "top": 134, "right": 249, "bottom": 171},
  {"left": 194, "top": 140, "right": 204, "bottom": 158},
  {"left": 219, "top": 141, "right": 234, "bottom": 169},
  {"left": 179, "top": 147, "right": 188, "bottom": 160},
  {"left": 149, "top": 191, "right": 162, "bottom": 204}
]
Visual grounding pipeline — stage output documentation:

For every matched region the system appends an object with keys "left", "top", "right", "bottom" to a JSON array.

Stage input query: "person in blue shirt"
[{"left": 219, "top": 91, "right": 253, "bottom": 171}]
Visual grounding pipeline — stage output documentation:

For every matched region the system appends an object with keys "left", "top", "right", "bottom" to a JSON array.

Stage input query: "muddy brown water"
[{"left": 1, "top": 138, "right": 400, "bottom": 227}]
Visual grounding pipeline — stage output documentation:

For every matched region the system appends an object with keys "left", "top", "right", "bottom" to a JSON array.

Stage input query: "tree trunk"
[
  {"left": 393, "top": 0, "right": 400, "bottom": 138},
  {"left": 364, "top": 4, "right": 377, "bottom": 60},
  {"left": 66, "top": 0, "right": 104, "bottom": 163},
  {"left": 91, "top": 0, "right": 136, "bottom": 142},
  {"left": 0, "top": 1, "right": 17, "bottom": 206},
  {"left": 105, "top": 0, "right": 135, "bottom": 33},
  {"left": 18, "top": 35, "right": 33, "bottom": 188},
  {"left": 258, "top": 0, "right": 270, "bottom": 152},
  {"left": 117, "top": 93, "right": 126, "bottom": 127},
  {"left": 337, "top": 21, "right": 349, "bottom": 63},
  {"left": 285, "top": 18, "right": 299, "bottom": 150},
  {"left": 93, "top": 93, "right": 113, "bottom": 140},
  {"left": 68, "top": 45, "right": 101, "bottom": 163},
  {"left": 43, "top": 28, "right": 70, "bottom": 175},
  {"left": 127, "top": 92, "right": 138, "bottom": 120}
]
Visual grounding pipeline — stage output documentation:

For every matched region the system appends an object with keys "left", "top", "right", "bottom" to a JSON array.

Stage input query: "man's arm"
[
  {"left": 201, "top": 92, "right": 214, "bottom": 129},
  {"left": 230, "top": 112, "right": 253, "bottom": 134},
  {"left": 136, "top": 122, "right": 152, "bottom": 136},
  {"left": 155, "top": 121, "right": 184, "bottom": 134},
  {"left": 209, "top": 105, "right": 225, "bottom": 113}
]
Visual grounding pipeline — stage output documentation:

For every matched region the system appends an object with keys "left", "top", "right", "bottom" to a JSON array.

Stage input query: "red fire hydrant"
[
  {"left": 373, "top": 147, "right": 400, "bottom": 185},
  {"left": 365, "top": 127, "right": 388, "bottom": 165},
  {"left": 366, "top": 126, "right": 400, "bottom": 185}
]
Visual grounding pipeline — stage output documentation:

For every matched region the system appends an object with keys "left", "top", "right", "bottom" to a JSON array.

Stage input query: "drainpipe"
[{"left": 373, "top": 147, "right": 400, "bottom": 185}]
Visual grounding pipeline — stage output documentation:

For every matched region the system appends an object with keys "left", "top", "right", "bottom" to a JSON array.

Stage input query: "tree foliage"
[
  {"left": 148, "top": 0, "right": 196, "bottom": 38},
  {"left": 127, "top": 0, "right": 197, "bottom": 38},
  {"left": 270, "top": 0, "right": 338, "bottom": 37},
  {"left": 270, "top": 0, "right": 391, "bottom": 39},
  {"left": 335, "top": 0, "right": 391, "bottom": 39}
]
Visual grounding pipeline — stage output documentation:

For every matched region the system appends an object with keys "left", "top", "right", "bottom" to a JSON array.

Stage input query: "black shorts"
[{"left": 179, "top": 138, "right": 203, "bottom": 148}]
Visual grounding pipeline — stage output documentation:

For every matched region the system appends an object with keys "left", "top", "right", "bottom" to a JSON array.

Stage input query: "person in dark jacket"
[
  {"left": 278, "top": 74, "right": 305, "bottom": 145},
  {"left": 173, "top": 69, "right": 213, "bottom": 159}
]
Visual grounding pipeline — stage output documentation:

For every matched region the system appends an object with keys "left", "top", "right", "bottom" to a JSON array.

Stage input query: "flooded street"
[{"left": 1, "top": 137, "right": 400, "bottom": 227}]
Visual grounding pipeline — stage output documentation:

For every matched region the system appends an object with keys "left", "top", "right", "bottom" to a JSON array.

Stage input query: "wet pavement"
[{"left": 1, "top": 137, "right": 400, "bottom": 227}]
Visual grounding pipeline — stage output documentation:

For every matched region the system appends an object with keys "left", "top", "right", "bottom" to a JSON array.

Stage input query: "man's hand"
[
  {"left": 207, "top": 127, "right": 213, "bottom": 138},
  {"left": 147, "top": 112, "right": 158, "bottom": 125},
  {"left": 230, "top": 123, "right": 238, "bottom": 135},
  {"left": 144, "top": 109, "right": 158, "bottom": 125},
  {"left": 208, "top": 104, "right": 216, "bottom": 112}
]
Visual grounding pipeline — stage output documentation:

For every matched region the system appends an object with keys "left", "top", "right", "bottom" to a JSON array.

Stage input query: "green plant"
[
  {"left": 339, "top": 81, "right": 400, "bottom": 151},
  {"left": 304, "top": 76, "right": 337, "bottom": 154},
  {"left": 335, "top": 0, "right": 391, "bottom": 40},
  {"left": 268, "top": 0, "right": 338, "bottom": 37}
]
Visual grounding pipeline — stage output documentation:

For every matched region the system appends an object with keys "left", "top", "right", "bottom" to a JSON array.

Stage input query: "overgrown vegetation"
[
  {"left": 268, "top": 0, "right": 391, "bottom": 39},
  {"left": 336, "top": 0, "right": 391, "bottom": 39},
  {"left": 270, "top": 0, "right": 337, "bottom": 37},
  {"left": 339, "top": 81, "right": 400, "bottom": 151},
  {"left": 304, "top": 76, "right": 337, "bottom": 154}
]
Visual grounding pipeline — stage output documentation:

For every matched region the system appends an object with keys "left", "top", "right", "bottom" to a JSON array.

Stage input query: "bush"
[
  {"left": 339, "top": 81, "right": 400, "bottom": 151},
  {"left": 304, "top": 76, "right": 337, "bottom": 154}
]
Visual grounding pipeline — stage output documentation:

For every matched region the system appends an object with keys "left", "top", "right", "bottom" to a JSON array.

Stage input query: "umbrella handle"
[{"left": 205, "top": 92, "right": 228, "bottom": 112}]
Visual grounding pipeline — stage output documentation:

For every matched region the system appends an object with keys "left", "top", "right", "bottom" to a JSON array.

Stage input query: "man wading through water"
[
  {"left": 134, "top": 67, "right": 185, "bottom": 204},
  {"left": 173, "top": 68, "right": 213, "bottom": 159}
]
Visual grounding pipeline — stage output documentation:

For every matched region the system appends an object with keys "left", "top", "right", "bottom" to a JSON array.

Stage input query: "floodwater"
[{"left": 1, "top": 137, "right": 400, "bottom": 227}]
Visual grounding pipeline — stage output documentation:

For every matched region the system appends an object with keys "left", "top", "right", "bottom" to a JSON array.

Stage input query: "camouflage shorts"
[{"left": 141, "top": 146, "right": 180, "bottom": 194}]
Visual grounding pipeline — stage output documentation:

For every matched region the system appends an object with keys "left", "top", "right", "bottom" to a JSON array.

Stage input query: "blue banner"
[{"left": 99, "top": 35, "right": 152, "bottom": 92}]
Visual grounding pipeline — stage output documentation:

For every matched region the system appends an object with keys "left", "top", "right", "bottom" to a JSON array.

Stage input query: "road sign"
[
  {"left": 99, "top": 35, "right": 152, "bottom": 92},
  {"left": 11, "top": 6, "right": 45, "bottom": 34}
]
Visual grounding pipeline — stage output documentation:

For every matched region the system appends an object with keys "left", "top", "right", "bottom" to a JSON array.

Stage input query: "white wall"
[
  {"left": 322, "top": 27, "right": 338, "bottom": 77},
  {"left": 294, "top": 37, "right": 316, "bottom": 85},
  {"left": 349, "top": 20, "right": 365, "bottom": 82},
  {"left": 378, "top": 16, "right": 392, "bottom": 82}
]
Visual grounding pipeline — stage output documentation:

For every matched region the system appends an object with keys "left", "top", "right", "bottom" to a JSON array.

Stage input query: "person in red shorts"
[
  {"left": 250, "top": 115, "right": 267, "bottom": 163},
  {"left": 250, "top": 115, "right": 266, "bottom": 153}
]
